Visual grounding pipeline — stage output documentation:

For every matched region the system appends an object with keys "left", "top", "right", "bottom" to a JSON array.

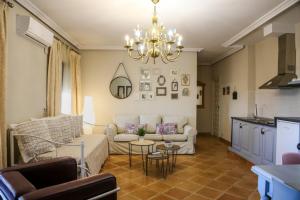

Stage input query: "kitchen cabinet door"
[
  {"left": 276, "top": 120, "right": 300, "bottom": 164},
  {"left": 240, "top": 123, "right": 250, "bottom": 156},
  {"left": 261, "top": 127, "right": 276, "bottom": 165},
  {"left": 250, "top": 125, "right": 262, "bottom": 164},
  {"left": 232, "top": 120, "right": 241, "bottom": 151}
]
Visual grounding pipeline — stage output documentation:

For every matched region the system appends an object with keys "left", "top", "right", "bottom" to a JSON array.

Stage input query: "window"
[{"left": 61, "top": 63, "right": 72, "bottom": 114}]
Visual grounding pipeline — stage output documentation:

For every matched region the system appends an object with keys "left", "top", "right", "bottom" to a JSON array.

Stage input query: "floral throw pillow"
[
  {"left": 156, "top": 123, "right": 177, "bottom": 135},
  {"left": 125, "top": 123, "right": 146, "bottom": 134}
]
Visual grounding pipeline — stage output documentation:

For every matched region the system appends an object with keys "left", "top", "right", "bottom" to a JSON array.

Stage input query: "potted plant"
[{"left": 137, "top": 128, "right": 145, "bottom": 142}]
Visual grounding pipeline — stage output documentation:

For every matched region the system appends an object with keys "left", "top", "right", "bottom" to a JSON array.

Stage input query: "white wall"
[
  {"left": 81, "top": 50, "right": 197, "bottom": 133},
  {"left": 212, "top": 47, "right": 253, "bottom": 141},
  {"left": 6, "top": 4, "right": 48, "bottom": 124}
]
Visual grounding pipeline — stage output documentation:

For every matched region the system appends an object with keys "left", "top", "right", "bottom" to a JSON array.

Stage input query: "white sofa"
[
  {"left": 9, "top": 115, "right": 109, "bottom": 177},
  {"left": 105, "top": 114, "right": 197, "bottom": 154}
]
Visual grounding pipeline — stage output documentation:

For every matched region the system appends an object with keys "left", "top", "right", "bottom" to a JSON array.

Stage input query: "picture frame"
[
  {"left": 147, "top": 92, "right": 154, "bottom": 100},
  {"left": 171, "top": 80, "right": 178, "bottom": 91},
  {"left": 140, "top": 81, "right": 152, "bottom": 91},
  {"left": 226, "top": 86, "right": 230, "bottom": 95},
  {"left": 157, "top": 75, "right": 166, "bottom": 86},
  {"left": 171, "top": 93, "right": 178, "bottom": 100},
  {"left": 170, "top": 69, "right": 178, "bottom": 76},
  {"left": 140, "top": 92, "right": 147, "bottom": 100},
  {"left": 182, "top": 88, "right": 189, "bottom": 96},
  {"left": 141, "top": 69, "right": 151, "bottom": 80},
  {"left": 181, "top": 74, "right": 190, "bottom": 86},
  {"left": 156, "top": 87, "right": 167, "bottom": 96}
]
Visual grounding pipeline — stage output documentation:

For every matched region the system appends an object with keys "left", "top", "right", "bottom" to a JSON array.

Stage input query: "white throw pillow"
[
  {"left": 162, "top": 115, "right": 188, "bottom": 134},
  {"left": 15, "top": 120, "right": 55, "bottom": 163},
  {"left": 140, "top": 115, "right": 161, "bottom": 133},
  {"left": 113, "top": 115, "right": 139, "bottom": 133},
  {"left": 69, "top": 115, "right": 84, "bottom": 137}
]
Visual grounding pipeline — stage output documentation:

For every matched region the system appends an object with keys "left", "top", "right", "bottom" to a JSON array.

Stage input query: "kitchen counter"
[
  {"left": 231, "top": 117, "right": 275, "bottom": 127},
  {"left": 275, "top": 117, "right": 300, "bottom": 124}
]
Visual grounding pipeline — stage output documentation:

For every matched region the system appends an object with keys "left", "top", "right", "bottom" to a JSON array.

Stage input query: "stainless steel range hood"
[{"left": 259, "top": 33, "right": 297, "bottom": 89}]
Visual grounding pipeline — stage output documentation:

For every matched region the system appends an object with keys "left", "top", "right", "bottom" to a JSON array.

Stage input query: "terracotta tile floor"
[{"left": 101, "top": 134, "right": 260, "bottom": 200}]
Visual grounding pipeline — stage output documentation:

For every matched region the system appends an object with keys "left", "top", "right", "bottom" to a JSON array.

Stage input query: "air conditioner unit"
[{"left": 16, "top": 15, "right": 54, "bottom": 47}]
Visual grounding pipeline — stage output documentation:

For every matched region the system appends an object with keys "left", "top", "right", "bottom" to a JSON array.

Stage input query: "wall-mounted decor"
[
  {"left": 197, "top": 81, "right": 205, "bottom": 109},
  {"left": 181, "top": 74, "right": 190, "bottom": 86},
  {"left": 140, "top": 92, "right": 147, "bottom": 100},
  {"left": 148, "top": 92, "right": 154, "bottom": 100},
  {"left": 171, "top": 80, "right": 178, "bottom": 91},
  {"left": 170, "top": 69, "right": 178, "bottom": 76},
  {"left": 222, "top": 87, "right": 226, "bottom": 95},
  {"left": 232, "top": 91, "right": 238, "bottom": 100},
  {"left": 140, "top": 81, "right": 152, "bottom": 91},
  {"left": 226, "top": 86, "right": 230, "bottom": 95},
  {"left": 110, "top": 63, "right": 132, "bottom": 99},
  {"left": 157, "top": 75, "right": 166, "bottom": 86},
  {"left": 141, "top": 69, "right": 151, "bottom": 80},
  {"left": 171, "top": 93, "right": 178, "bottom": 100},
  {"left": 156, "top": 87, "right": 167, "bottom": 96},
  {"left": 182, "top": 88, "right": 189, "bottom": 96}
]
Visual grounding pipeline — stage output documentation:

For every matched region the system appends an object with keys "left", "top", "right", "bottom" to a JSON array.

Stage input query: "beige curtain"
[
  {"left": 47, "top": 39, "right": 63, "bottom": 116},
  {"left": 69, "top": 51, "right": 82, "bottom": 115},
  {"left": 0, "top": 2, "right": 7, "bottom": 168}
]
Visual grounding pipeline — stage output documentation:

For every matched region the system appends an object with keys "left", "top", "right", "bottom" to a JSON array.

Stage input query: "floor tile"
[
  {"left": 197, "top": 187, "right": 222, "bottom": 199},
  {"left": 164, "top": 187, "right": 191, "bottom": 200}
]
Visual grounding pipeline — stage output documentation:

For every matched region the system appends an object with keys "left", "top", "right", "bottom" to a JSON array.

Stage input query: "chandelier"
[{"left": 124, "top": 0, "right": 184, "bottom": 64}]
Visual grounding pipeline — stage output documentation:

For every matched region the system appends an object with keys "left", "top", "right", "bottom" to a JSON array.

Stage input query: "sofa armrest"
[
  {"left": 20, "top": 173, "right": 118, "bottom": 200},
  {"left": 183, "top": 125, "right": 197, "bottom": 143},
  {"left": 105, "top": 123, "right": 117, "bottom": 141},
  {"left": 0, "top": 171, "right": 36, "bottom": 200},
  {"left": 0, "top": 157, "right": 77, "bottom": 189}
]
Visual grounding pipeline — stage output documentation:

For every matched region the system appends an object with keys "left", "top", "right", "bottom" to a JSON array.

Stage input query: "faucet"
[{"left": 254, "top": 104, "right": 258, "bottom": 119}]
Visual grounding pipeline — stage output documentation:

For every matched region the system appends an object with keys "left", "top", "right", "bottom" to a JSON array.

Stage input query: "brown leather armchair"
[{"left": 0, "top": 157, "right": 118, "bottom": 200}]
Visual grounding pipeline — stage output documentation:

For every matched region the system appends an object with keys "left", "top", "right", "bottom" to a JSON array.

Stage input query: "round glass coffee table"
[
  {"left": 156, "top": 144, "right": 180, "bottom": 172},
  {"left": 128, "top": 140, "right": 155, "bottom": 172}
]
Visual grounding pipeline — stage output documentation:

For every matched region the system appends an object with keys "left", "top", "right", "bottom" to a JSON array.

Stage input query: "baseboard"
[{"left": 219, "top": 137, "right": 231, "bottom": 146}]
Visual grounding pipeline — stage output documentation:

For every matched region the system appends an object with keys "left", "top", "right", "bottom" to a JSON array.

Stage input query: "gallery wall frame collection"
[{"left": 136, "top": 67, "right": 191, "bottom": 100}]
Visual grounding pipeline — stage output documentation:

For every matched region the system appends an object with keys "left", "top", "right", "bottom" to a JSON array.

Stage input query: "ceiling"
[{"left": 29, "top": 0, "right": 289, "bottom": 63}]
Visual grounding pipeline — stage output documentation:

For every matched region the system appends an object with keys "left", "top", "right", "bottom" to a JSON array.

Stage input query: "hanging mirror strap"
[{"left": 112, "top": 63, "right": 130, "bottom": 79}]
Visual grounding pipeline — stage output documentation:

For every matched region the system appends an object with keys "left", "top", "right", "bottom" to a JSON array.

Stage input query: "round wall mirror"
[{"left": 110, "top": 76, "right": 132, "bottom": 99}]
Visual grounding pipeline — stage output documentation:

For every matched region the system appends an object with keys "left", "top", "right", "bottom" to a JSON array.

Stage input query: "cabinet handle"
[
  {"left": 297, "top": 143, "right": 300, "bottom": 150},
  {"left": 261, "top": 128, "right": 265, "bottom": 135}
]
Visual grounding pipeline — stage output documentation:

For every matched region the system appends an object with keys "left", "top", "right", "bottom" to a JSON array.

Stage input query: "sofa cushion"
[
  {"left": 114, "top": 115, "right": 139, "bottom": 133},
  {"left": 156, "top": 123, "right": 177, "bottom": 135},
  {"left": 69, "top": 115, "right": 84, "bottom": 137},
  {"left": 162, "top": 116, "right": 188, "bottom": 134},
  {"left": 140, "top": 115, "right": 161, "bottom": 133},
  {"left": 113, "top": 134, "right": 139, "bottom": 142},
  {"left": 162, "top": 134, "right": 188, "bottom": 142},
  {"left": 32, "top": 116, "right": 74, "bottom": 146},
  {"left": 15, "top": 121, "right": 55, "bottom": 163},
  {"left": 144, "top": 134, "right": 163, "bottom": 141}
]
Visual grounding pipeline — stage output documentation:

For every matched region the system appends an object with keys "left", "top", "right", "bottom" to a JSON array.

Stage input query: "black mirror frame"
[{"left": 109, "top": 76, "right": 133, "bottom": 99}]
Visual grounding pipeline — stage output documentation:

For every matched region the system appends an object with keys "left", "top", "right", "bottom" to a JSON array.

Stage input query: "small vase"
[{"left": 139, "top": 136, "right": 144, "bottom": 142}]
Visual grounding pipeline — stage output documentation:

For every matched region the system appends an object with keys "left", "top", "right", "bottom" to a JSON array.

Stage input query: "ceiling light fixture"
[{"left": 124, "top": 0, "right": 184, "bottom": 64}]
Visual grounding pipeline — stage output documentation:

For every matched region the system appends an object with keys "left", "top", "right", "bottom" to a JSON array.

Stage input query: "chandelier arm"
[
  {"left": 160, "top": 54, "right": 168, "bottom": 64},
  {"left": 128, "top": 49, "right": 143, "bottom": 60},
  {"left": 165, "top": 50, "right": 181, "bottom": 62}
]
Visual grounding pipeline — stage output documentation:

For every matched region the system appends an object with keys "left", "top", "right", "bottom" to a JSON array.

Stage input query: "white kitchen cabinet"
[
  {"left": 276, "top": 120, "right": 300, "bottom": 164},
  {"left": 261, "top": 127, "right": 276, "bottom": 165},
  {"left": 232, "top": 120, "right": 241, "bottom": 151},
  {"left": 231, "top": 119, "right": 276, "bottom": 165},
  {"left": 240, "top": 123, "right": 251, "bottom": 156},
  {"left": 250, "top": 125, "right": 262, "bottom": 164}
]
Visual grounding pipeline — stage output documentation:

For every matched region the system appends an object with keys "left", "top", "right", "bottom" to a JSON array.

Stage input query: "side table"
[
  {"left": 156, "top": 144, "right": 180, "bottom": 172},
  {"left": 128, "top": 140, "right": 155, "bottom": 172}
]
